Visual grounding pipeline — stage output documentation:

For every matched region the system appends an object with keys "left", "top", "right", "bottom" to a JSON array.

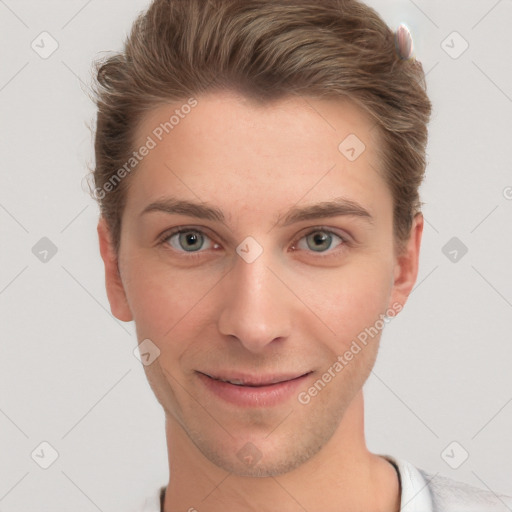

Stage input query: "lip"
[{"left": 196, "top": 371, "right": 313, "bottom": 407}]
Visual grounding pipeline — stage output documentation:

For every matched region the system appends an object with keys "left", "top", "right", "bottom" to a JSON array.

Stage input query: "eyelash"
[{"left": 157, "top": 226, "right": 350, "bottom": 260}]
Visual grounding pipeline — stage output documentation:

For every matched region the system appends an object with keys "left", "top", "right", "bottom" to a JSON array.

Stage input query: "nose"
[{"left": 217, "top": 250, "right": 292, "bottom": 353}]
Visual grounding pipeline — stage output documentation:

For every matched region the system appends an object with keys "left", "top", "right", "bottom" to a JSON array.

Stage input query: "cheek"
[
  {"left": 121, "top": 257, "right": 221, "bottom": 340},
  {"left": 295, "top": 257, "right": 394, "bottom": 346}
]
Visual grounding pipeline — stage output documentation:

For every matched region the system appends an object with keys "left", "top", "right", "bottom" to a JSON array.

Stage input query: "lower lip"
[{"left": 197, "top": 372, "right": 311, "bottom": 407}]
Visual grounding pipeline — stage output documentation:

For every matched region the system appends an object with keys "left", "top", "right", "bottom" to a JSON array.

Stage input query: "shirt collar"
[{"left": 380, "top": 454, "right": 434, "bottom": 512}]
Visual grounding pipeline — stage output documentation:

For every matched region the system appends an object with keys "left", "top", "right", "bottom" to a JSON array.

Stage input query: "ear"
[
  {"left": 388, "top": 213, "right": 423, "bottom": 311},
  {"left": 97, "top": 217, "right": 133, "bottom": 322}
]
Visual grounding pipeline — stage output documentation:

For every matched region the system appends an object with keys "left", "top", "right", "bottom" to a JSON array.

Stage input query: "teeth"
[
  {"left": 207, "top": 374, "right": 286, "bottom": 386},
  {"left": 223, "top": 378, "right": 245, "bottom": 385},
  {"left": 217, "top": 377, "right": 264, "bottom": 386}
]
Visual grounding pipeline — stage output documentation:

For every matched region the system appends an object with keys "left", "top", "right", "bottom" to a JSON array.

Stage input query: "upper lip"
[{"left": 199, "top": 371, "right": 312, "bottom": 386}]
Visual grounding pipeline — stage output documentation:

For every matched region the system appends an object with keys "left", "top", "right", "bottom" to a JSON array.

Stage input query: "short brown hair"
[{"left": 88, "top": 0, "right": 432, "bottom": 256}]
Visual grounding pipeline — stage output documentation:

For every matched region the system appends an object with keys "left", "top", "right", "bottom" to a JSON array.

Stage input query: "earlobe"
[
  {"left": 97, "top": 217, "right": 134, "bottom": 322},
  {"left": 388, "top": 213, "right": 424, "bottom": 311}
]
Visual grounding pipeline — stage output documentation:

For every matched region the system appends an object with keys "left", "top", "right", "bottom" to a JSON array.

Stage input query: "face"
[{"left": 98, "top": 90, "right": 421, "bottom": 477}]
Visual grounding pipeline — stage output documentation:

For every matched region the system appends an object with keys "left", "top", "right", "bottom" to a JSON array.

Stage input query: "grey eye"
[
  {"left": 167, "top": 230, "right": 214, "bottom": 252},
  {"left": 297, "top": 231, "right": 343, "bottom": 253}
]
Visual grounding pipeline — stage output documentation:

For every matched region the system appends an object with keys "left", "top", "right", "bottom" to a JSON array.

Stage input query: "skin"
[{"left": 98, "top": 90, "right": 423, "bottom": 512}]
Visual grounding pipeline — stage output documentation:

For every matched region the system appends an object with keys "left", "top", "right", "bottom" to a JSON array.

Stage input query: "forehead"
[
  {"left": 135, "top": 90, "right": 380, "bottom": 158},
  {"left": 126, "top": 90, "right": 389, "bottom": 223}
]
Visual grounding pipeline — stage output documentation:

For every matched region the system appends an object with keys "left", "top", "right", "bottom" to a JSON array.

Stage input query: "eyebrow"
[
  {"left": 140, "top": 197, "right": 225, "bottom": 222},
  {"left": 279, "top": 197, "right": 373, "bottom": 226},
  {"left": 140, "top": 196, "right": 373, "bottom": 226}
]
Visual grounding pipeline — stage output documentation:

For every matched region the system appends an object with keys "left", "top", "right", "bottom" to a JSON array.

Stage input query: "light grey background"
[{"left": 1, "top": 0, "right": 511, "bottom": 510}]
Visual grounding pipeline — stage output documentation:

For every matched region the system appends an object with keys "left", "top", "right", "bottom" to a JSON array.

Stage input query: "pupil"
[
  {"left": 181, "top": 232, "right": 202, "bottom": 251},
  {"left": 310, "top": 232, "right": 331, "bottom": 251}
]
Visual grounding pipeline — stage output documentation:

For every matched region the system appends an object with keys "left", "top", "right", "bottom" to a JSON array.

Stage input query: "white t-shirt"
[{"left": 132, "top": 454, "right": 512, "bottom": 511}]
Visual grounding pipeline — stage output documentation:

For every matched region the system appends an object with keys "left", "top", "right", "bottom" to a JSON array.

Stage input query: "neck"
[{"left": 162, "top": 392, "right": 400, "bottom": 512}]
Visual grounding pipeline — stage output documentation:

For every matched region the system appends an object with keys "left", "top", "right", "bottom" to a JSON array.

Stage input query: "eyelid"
[{"left": 296, "top": 225, "right": 351, "bottom": 242}]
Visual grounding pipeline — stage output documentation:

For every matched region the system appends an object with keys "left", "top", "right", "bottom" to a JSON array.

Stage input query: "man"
[{"left": 91, "top": 0, "right": 512, "bottom": 510}]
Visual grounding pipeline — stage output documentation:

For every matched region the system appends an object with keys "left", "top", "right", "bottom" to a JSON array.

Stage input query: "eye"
[
  {"left": 161, "top": 228, "right": 219, "bottom": 253},
  {"left": 293, "top": 229, "right": 346, "bottom": 254}
]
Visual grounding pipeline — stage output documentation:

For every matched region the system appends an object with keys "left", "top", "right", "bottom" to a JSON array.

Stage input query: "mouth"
[
  {"left": 198, "top": 372, "right": 311, "bottom": 387},
  {"left": 196, "top": 370, "right": 313, "bottom": 407}
]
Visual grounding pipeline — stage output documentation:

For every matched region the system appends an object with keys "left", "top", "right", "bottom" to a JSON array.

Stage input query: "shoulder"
[
  {"left": 419, "top": 469, "right": 512, "bottom": 512},
  {"left": 381, "top": 454, "right": 512, "bottom": 512}
]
